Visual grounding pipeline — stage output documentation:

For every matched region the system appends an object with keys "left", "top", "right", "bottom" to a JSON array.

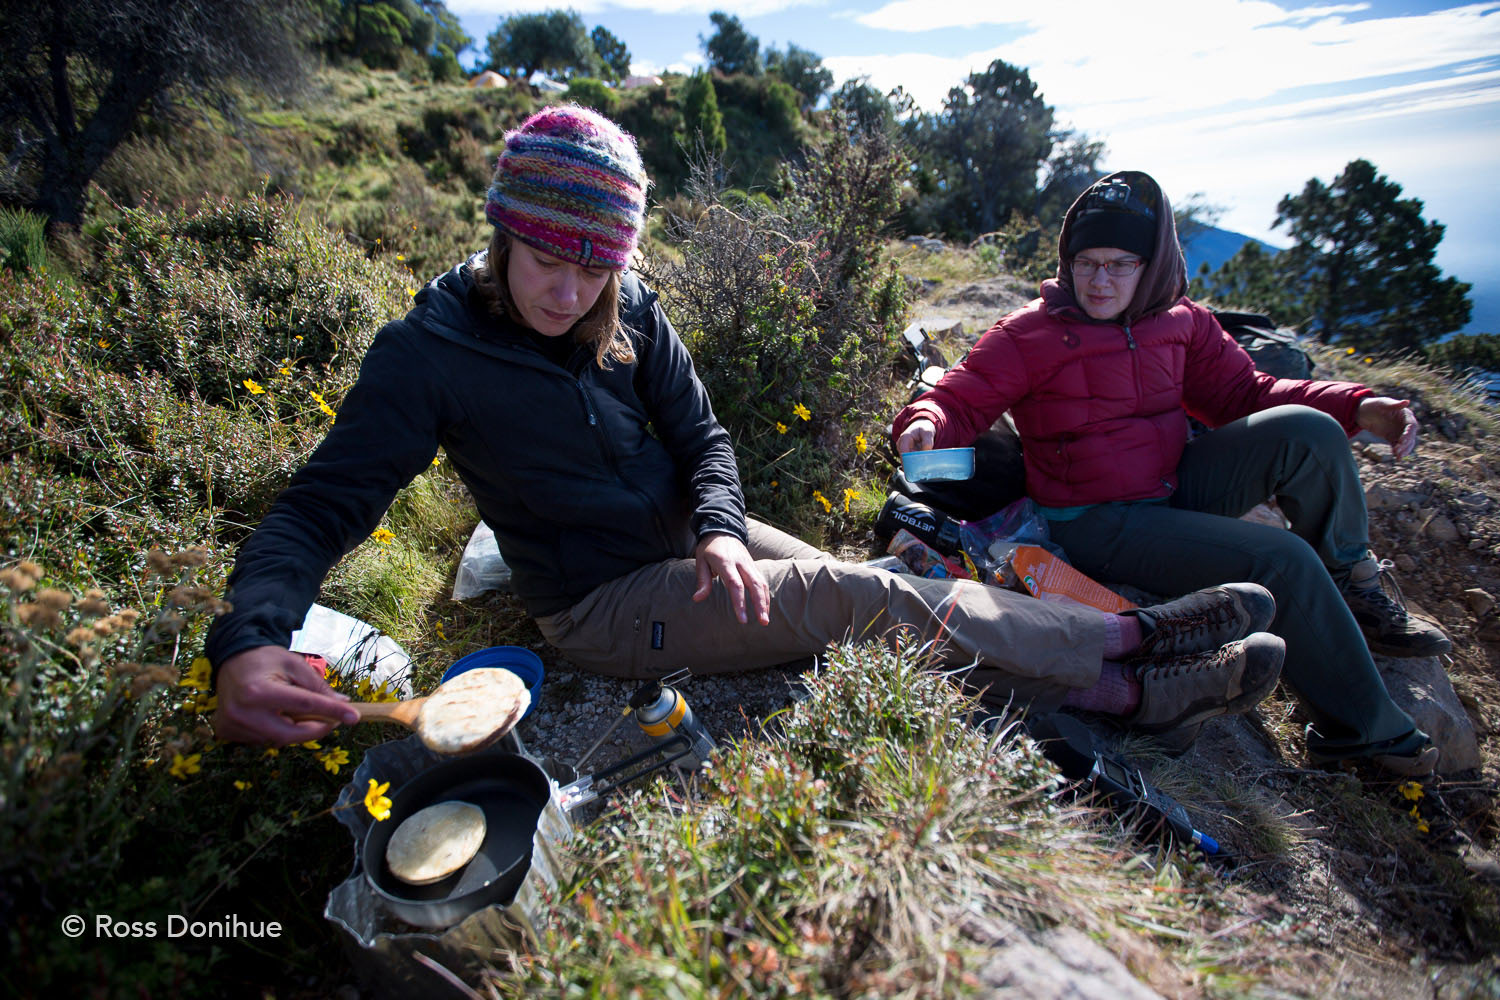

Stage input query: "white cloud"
[
  {"left": 631, "top": 51, "right": 706, "bottom": 76},
  {"left": 839, "top": 1, "right": 1500, "bottom": 120},
  {"left": 448, "top": 0, "right": 815, "bottom": 17},
  {"left": 1098, "top": 70, "right": 1500, "bottom": 246}
]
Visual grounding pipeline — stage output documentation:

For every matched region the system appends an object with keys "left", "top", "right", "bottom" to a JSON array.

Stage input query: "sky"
[{"left": 448, "top": 1, "right": 1500, "bottom": 333}]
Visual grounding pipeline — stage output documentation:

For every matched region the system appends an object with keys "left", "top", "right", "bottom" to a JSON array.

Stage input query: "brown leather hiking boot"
[
  {"left": 1342, "top": 559, "right": 1451, "bottom": 657},
  {"left": 1309, "top": 729, "right": 1440, "bottom": 778},
  {"left": 1128, "top": 632, "right": 1285, "bottom": 734},
  {"left": 1128, "top": 583, "right": 1277, "bottom": 659}
]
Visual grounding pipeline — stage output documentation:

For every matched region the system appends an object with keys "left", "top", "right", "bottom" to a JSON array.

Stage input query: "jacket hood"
[
  {"left": 1049, "top": 170, "right": 1187, "bottom": 326},
  {"left": 406, "top": 253, "right": 487, "bottom": 341}
]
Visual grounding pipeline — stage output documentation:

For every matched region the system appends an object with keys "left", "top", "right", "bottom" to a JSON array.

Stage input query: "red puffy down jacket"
[{"left": 892, "top": 290, "right": 1370, "bottom": 509}]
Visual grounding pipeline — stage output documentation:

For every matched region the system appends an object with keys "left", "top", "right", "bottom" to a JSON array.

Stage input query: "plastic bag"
[
  {"left": 289, "top": 604, "right": 414, "bottom": 697},
  {"left": 888, "top": 529, "right": 973, "bottom": 579},
  {"left": 452, "top": 520, "right": 512, "bottom": 600},
  {"left": 957, "top": 497, "right": 1063, "bottom": 576}
]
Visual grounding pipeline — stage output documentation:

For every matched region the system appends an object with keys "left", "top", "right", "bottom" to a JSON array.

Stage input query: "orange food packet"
[{"left": 1007, "top": 544, "right": 1137, "bottom": 613}]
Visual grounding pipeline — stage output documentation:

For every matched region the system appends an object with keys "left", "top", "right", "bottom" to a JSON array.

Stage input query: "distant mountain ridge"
[{"left": 1179, "top": 224, "right": 1281, "bottom": 281}]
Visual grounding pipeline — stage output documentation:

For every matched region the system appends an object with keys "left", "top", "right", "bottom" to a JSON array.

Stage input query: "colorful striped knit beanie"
[{"left": 484, "top": 104, "right": 647, "bottom": 271}]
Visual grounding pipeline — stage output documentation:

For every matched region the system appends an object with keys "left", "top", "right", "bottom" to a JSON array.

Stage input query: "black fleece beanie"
[{"left": 1065, "top": 176, "right": 1158, "bottom": 259}]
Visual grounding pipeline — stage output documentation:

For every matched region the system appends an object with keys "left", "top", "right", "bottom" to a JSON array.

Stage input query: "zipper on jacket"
[
  {"left": 577, "top": 380, "right": 673, "bottom": 548},
  {"left": 1123, "top": 324, "right": 1136, "bottom": 350}
]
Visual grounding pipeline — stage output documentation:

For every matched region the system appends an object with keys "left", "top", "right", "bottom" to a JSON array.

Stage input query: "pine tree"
[
  {"left": 682, "top": 71, "right": 726, "bottom": 155},
  {"left": 1198, "top": 159, "right": 1471, "bottom": 351}
]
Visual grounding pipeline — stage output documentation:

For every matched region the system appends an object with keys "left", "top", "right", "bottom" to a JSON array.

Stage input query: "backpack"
[{"left": 1212, "top": 309, "right": 1313, "bottom": 380}]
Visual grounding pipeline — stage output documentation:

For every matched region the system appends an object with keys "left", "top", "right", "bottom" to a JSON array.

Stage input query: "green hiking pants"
[{"left": 1047, "top": 404, "right": 1418, "bottom": 754}]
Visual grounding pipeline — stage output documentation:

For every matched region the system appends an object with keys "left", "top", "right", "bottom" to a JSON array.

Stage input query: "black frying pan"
[
  {"left": 362, "top": 751, "right": 551, "bottom": 929},
  {"left": 362, "top": 734, "right": 697, "bottom": 929}
]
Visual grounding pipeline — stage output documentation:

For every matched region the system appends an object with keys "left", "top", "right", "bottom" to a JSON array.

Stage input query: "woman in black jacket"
[{"left": 209, "top": 106, "right": 1283, "bottom": 747}]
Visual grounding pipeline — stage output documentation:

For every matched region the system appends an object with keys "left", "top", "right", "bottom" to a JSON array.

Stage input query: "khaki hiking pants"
[
  {"left": 535, "top": 517, "right": 1109, "bottom": 710},
  {"left": 1046, "top": 404, "right": 1418, "bottom": 754}
]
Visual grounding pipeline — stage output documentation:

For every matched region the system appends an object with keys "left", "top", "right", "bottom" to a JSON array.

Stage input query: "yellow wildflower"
[
  {"left": 98, "top": 340, "right": 111, "bottom": 349},
  {"left": 395, "top": 254, "right": 405, "bottom": 261},
  {"left": 310, "top": 391, "right": 336, "bottom": 418},
  {"left": 279, "top": 366, "right": 292, "bottom": 376},
  {"left": 185, "top": 692, "right": 218, "bottom": 715},
  {"left": 1362, "top": 357, "right": 1373, "bottom": 364},
  {"left": 408, "top": 288, "right": 416, "bottom": 297},
  {"left": 435, "top": 621, "right": 447, "bottom": 640},
  {"left": 812, "top": 490, "right": 831, "bottom": 513},
  {"left": 233, "top": 780, "right": 252, "bottom": 791},
  {"left": 432, "top": 455, "right": 442, "bottom": 466},
  {"left": 365, "top": 779, "right": 393, "bottom": 822},
  {"left": 776, "top": 422, "right": 789, "bottom": 435},
  {"left": 179, "top": 656, "right": 212, "bottom": 691},
  {"left": 1345, "top": 346, "right": 1356, "bottom": 354},
  {"left": 371, "top": 528, "right": 395, "bottom": 544},
  {"left": 1398, "top": 781, "right": 1424, "bottom": 802},
  {"left": 262, "top": 747, "right": 279, "bottom": 758},
  {"left": 318, "top": 747, "right": 350, "bottom": 774},
  {"left": 792, "top": 403, "right": 811, "bottom": 421},
  {"left": 243, "top": 379, "right": 266, "bottom": 395},
  {"left": 842, "top": 488, "right": 857, "bottom": 514},
  {"left": 300, "top": 739, "right": 322, "bottom": 750},
  {"left": 169, "top": 753, "right": 202, "bottom": 780},
  {"left": 855, "top": 432, "right": 868, "bottom": 455}
]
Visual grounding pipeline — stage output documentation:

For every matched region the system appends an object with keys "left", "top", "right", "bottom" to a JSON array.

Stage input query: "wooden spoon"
[{"left": 304, "top": 667, "right": 531, "bottom": 754}]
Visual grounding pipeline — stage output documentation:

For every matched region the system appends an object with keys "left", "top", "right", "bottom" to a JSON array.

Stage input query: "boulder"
[
  {"left": 1373, "top": 651, "right": 1482, "bottom": 773},
  {"left": 1464, "top": 588, "right": 1495, "bottom": 617},
  {"left": 1423, "top": 514, "right": 1460, "bottom": 542},
  {"left": 963, "top": 916, "right": 1164, "bottom": 999}
]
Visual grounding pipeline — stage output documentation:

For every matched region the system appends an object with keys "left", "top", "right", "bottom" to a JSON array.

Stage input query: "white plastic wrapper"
[
  {"left": 451, "top": 520, "right": 512, "bottom": 600},
  {"left": 289, "top": 603, "right": 414, "bottom": 698}
]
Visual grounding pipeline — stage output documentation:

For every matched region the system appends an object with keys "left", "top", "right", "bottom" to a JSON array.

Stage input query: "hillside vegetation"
[{"left": 0, "top": 61, "right": 1496, "bottom": 998}]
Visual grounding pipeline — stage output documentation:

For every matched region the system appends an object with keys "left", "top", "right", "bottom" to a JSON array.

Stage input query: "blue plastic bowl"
[
  {"left": 440, "top": 646, "right": 544, "bottom": 721},
  {"left": 901, "top": 446, "right": 975, "bottom": 483}
]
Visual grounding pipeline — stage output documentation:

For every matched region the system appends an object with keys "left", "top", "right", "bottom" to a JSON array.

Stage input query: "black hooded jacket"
[{"left": 204, "top": 253, "right": 747, "bottom": 669}]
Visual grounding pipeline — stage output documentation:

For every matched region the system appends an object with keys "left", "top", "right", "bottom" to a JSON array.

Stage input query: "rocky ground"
[{"left": 484, "top": 276, "right": 1500, "bottom": 997}]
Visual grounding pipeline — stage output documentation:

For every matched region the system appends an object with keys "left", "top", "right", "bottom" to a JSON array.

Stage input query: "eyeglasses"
[{"left": 1071, "top": 256, "right": 1144, "bottom": 277}]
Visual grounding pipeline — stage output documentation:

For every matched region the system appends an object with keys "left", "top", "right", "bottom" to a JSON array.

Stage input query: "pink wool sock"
[
  {"left": 1100, "top": 612, "right": 1144, "bottom": 660},
  {"left": 1061, "top": 660, "right": 1143, "bottom": 715}
]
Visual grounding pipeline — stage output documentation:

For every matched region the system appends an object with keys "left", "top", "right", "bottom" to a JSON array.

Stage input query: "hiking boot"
[
  {"left": 1127, "top": 632, "right": 1284, "bottom": 734},
  {"left": 1342, "top": 558, "right": 1451, "bottom": 657},
  {"left": 1308, "top": 729, "right": 1439, "bottom": 778},
  {"left": 1127, "top": 583, "right": 1276, "bottom": 658}
]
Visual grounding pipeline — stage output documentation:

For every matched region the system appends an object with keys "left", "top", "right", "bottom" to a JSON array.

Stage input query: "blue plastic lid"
[{"left": 441, "top": 646, "right": 544, "bottom": 721}]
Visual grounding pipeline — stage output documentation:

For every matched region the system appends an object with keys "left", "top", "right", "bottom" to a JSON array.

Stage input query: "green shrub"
[
  {"left": 86, "top": 194, "right": 406, "bottom": 404},
  {"left": 0, "top": 206, "right": 47, "bottom": 272},
  {"left": 645, "top": 121, "right": 908, "bottom": 540},
  {"left": 562, "top": 77, "right": 618, "bottom": 115},
  {"left": 0, "top": 190, "right": 456, "bottom": 996},
  {"left": 430, "top": 43, "right": 462, "bottom": 83}
]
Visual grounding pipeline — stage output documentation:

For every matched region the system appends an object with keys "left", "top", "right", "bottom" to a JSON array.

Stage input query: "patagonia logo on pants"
[{"left": 651, "top": 621, "right": 665, "bottom": 650}]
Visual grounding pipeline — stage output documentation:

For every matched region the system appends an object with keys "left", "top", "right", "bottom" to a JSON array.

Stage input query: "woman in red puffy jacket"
[{"left": 893, "top": 169, "right": 1447, "bottom": 776}]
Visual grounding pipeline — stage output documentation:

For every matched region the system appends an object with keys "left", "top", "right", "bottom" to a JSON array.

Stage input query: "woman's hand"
[
  {"left": 693, "top": 533, "right": 771, "bottom": 626},
  {"left": 212, "top": 645, "right": 359, "bottom": 746},
  {"left": 896, "top": 418, "right": 937, "bottom": 454},
  {"left": 1356, "top": 396, "right": 1419, "bottom": 458}
]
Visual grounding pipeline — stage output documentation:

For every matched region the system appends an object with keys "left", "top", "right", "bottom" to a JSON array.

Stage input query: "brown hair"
[{"left": 472, "top": 231, "right": 635, "bottom": 369}]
